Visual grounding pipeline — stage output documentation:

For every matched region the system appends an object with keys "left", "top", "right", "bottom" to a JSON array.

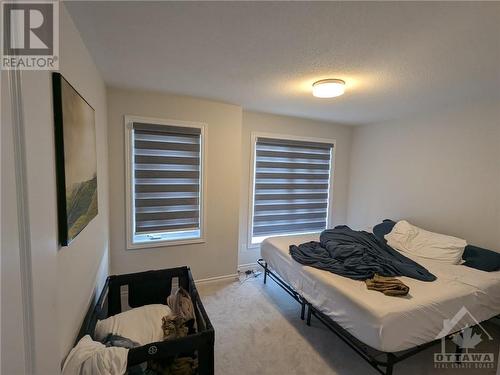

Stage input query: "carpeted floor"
[{"left": 197, "top": 275, "right": 500, "bottom": 375}]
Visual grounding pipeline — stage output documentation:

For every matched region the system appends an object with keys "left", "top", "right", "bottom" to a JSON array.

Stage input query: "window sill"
[
  {"left": 245, "top": 244, "right": 261, "bottom": 251},
  {"left": 247, "top": 230, "right": 323, "bottom": 250},
  {"left": 127, "top": 237, "right": 206, "bottom": 250}
]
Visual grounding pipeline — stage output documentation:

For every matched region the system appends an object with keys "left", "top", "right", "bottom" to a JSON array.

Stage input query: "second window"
[{"left": 250, "top": 135, "right": 335, "bottom": 245}]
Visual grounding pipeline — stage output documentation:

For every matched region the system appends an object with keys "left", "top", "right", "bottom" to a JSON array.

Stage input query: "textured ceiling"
[{"left": 66, "top": 1, "right": 500, "bottom": 125}]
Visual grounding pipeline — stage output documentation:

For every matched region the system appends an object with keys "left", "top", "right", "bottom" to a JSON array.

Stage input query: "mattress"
[{"left": 261, "top": 233, "right": 500, "bottom": 352}]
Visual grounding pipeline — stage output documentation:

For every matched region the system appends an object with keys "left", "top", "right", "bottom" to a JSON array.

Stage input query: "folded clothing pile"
[
  {"left": 63, "top": 287, "right": 197, "bottom": 375},
  {"left": 365, "top": 274, "right": 410, "bottom": 297}
]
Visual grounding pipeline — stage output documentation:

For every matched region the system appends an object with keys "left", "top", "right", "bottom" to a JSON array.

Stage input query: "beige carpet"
[{"left": 197, "top": 275, "right": 500, "bottom": 375}]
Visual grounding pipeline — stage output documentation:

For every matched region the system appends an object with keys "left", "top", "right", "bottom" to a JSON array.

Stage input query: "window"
[
  {"left": 249, "top": 134, "right": 335, "bottom": 245},
  {"left": 125, "top": 116, "right": 205, "bottom": 249}
]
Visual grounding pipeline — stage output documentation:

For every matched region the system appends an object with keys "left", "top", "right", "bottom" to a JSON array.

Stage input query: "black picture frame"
[{"left": 52, "top": 72, "right": 98, "bottom": 246}]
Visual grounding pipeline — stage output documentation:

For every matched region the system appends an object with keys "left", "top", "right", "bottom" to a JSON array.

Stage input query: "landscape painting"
[{"left": 53, "top": 73, "right": 98, "bottom": 246}]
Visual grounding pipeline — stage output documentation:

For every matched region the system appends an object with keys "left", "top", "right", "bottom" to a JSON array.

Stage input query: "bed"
[{"left": 259, "top": 233, "right": 500, "bottom": 374}]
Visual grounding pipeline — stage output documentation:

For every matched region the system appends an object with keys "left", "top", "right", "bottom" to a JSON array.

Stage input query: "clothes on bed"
[
  {"left": 365, "top": 274, "right": 410, "bottom": 296},
  {"left": 62, "top": 335, "right": 128, "bottom": 375},
  {"left": 289, "top": 225, "right": 436, "bottom": 281}
]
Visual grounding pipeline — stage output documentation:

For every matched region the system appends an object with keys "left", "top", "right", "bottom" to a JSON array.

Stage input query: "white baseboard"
[
  {"left": 195, "top": 273, "right": 238, "bottom": 284},
  {"left": 237, "top": 262, "right": 259, "bottom": 273}
]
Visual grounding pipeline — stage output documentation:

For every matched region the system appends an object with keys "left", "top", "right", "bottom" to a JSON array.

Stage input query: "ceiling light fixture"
[{"left": 312, "top": 79, "right": 345, "bottom": 98}]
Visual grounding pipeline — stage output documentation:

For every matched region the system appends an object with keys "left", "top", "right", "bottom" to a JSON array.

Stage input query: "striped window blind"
[
  {"left": 133, "top": 122, "right": 202, "bottom": 236},
  {"left": 252, "top": 137, "right": 333, "bottom": 240}
]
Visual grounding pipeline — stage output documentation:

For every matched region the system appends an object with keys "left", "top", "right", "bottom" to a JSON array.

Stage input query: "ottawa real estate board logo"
[
  {"left": 1, "top": 1, "right": 59, "bottom": 70},
  {"left": 434, "top": 306, "right": 497, "bottom": 370}
]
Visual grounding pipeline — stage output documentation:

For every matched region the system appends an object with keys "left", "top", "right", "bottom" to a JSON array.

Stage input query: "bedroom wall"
[
  {"left": 107, "top": 88, "right": 242, "bottom": 280},
  {"left": 347, "top": 99, "right": 500, "bottom": 251},
  {"left": 12, "top": 4, "right": 110, "bottom": 371},
  {"left": 238, "top": 111, "right": 354, "bottom": 266},
  {"left": 1, "top": 71, "right": 28, "bottom": 374}
]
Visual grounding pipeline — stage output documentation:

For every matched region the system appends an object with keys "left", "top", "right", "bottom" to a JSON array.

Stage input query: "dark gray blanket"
[{"left": 289, "top": 226, "right": 436, "bottom": 281}]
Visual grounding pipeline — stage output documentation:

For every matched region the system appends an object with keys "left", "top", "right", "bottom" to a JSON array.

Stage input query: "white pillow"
[
  {"left": 94, "top": 304, "right": 172, "bottom": 346},
  {"left": 385, "top": 220, "right": 466, "bottom": 264}
]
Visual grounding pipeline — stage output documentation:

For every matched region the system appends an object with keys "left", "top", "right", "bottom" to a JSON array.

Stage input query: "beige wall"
[
  {"left": 347, "top": 100, "right": 500, "bottom": 251},
  {"left": 107, "top": 88, "right": 242, "bottom": 279},
  {"left": 238, "top": 111, "right": 354, "bottom": 266},
  {"left": 6, "top": 5, "right": 110, "bottom": 371},
  {"left": 1, "top": 71, "right": 28, "bottom": 374}
]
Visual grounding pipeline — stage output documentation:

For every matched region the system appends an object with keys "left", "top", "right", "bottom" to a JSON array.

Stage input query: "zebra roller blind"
[
  {"left": 133, "top": 122, "right": 201, "bottom": 235},
  {"left": 252, "top": 137, "right": 333, "bottom": 239}
]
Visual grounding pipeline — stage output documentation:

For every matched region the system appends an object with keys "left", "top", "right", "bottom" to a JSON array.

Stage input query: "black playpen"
[{"left": 77, "top": 266, "right": 214, "bottom": 374}]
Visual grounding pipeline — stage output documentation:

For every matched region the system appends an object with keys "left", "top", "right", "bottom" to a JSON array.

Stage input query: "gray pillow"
[
  {"left": 372, "top": 219, "right": 396, "bottom": 243},
  {"left": 462, "top": 245, "right": 500, "bottom": 272}
]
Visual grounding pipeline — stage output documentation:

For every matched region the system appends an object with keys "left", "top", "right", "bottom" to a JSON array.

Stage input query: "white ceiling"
[{"left": 66, "top": 1, "right": 500, "bottom": 125}]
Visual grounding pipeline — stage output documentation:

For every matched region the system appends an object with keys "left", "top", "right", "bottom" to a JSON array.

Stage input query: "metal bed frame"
[{"left": 257, "top": 258, "right": 470, "bottom": 375}]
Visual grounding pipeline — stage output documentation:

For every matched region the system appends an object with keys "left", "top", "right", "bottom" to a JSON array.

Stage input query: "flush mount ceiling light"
[{"left": 312, "top": 79, "right": 346, "bottom": 98}]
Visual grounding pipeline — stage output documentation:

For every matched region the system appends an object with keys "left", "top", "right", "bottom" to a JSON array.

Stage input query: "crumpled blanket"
[
  {"left": 290, "top": 225, "right": 436, "bottom": 281},
  {"left": 365, "top": 274, "right": 410, "bottom": 296},
  {"left": 62, "top": 335, "right": 128, "bottom": 375}
]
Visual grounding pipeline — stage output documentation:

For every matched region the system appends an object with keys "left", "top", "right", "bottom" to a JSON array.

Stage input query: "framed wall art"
[{"left": 52, "top": 73, "right": 98, "bottom": 246}]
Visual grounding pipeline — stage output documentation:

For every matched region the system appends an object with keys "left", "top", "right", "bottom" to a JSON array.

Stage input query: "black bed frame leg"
[
  {"left": 300, "top": 301, "right": 305, "bottom": 320},
  {"left": 385, "top": 353, "right": 395, "bottom": 375},
  {"left": 306, "top": 303, "right": 312, "bottom": 326},
  {"left": 263, "top": 263, "right": 268, "bottom": 284}
]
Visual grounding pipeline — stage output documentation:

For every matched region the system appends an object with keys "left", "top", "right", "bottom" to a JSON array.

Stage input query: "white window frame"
[
  {"left": 125, "top": 115, "right": 207, "bottom": 250},
  {"left": 247, "top": 132, "right": 336, "bottom": 249}
]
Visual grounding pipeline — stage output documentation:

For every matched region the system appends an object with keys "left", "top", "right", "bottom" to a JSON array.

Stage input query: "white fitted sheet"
[{"left": 261, "top": 233, "right": 500, "bottom": 352}]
